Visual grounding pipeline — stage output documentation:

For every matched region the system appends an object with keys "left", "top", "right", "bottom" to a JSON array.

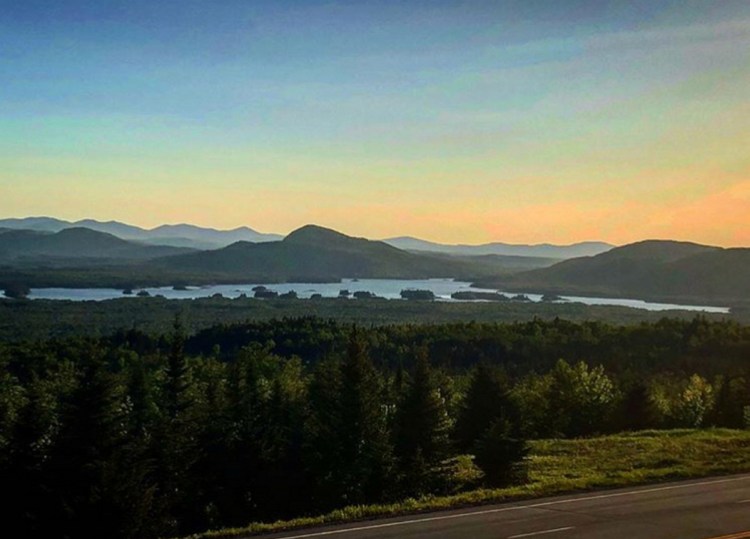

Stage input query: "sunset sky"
[{"left": 2, "top": 1, "right": 749, "bottom": 246}]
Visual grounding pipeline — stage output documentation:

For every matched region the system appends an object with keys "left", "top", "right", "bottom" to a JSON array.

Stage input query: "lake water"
[{"left": 21, "top": 278, "right": 730, "bottom": 313}]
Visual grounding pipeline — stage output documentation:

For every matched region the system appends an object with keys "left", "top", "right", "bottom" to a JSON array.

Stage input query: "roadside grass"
[{"left": 182, "top": 429, "right": 750, "bottom": 539}]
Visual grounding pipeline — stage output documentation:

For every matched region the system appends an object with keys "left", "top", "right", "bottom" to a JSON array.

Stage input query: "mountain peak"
[
  {"left": 602, "top": 239, "right": 719, "bottom": 262},
  {"left": 283, "top": 225, "right": 357, "bottom": 245}
]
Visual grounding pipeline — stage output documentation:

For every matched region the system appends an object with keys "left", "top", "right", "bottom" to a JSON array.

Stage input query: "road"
[{"left": 255, "top": 474, "right": 750, "bottom": 539}]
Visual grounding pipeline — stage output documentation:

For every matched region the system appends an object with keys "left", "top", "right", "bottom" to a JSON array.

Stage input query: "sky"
[{"left": 1, "top": 0, "right": 749, "bottom": 246}]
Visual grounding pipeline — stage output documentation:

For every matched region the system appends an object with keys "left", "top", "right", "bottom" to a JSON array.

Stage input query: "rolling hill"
[
  {"left": 475, "top": 240, "right": 749, "bottom": 304},
  {"left": 157, "top": 224, "right": 487, "bottom": 281},
  {"left": 0, "top": 227, "right": 192, "bottom": 264}
]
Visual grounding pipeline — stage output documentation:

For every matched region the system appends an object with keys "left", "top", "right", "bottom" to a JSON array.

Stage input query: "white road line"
[
  {"left": 271, "top": 475, "right": 750, "bottom": 539},
  {"left": 736, "top": 499, "right": 750, "bottom": 504},
  {"left": 508, "top": 526, "right": 575, "bottom": 538}
]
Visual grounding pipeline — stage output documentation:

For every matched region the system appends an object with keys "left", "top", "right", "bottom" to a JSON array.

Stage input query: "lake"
[{"left": 21, "top": 278, "right": 730, "bottom": 313}]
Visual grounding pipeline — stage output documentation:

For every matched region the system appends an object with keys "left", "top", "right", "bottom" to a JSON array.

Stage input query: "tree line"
[{"left": 1, "top": 317, "right": 749, "bottom": 538}]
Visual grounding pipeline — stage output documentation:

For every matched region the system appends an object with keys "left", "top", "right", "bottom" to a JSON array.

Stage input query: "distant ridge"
[
  {"left": 384, "top": 236, "right": 614, "bottom": 259},
  {"left": 1, "top": 217, "right": 613, "bottom": 258},
  {"left": 0, "top": 217, "right": 282, "bottom": 249},
  {"left": 157, "top": 224, "right": 484, "bottom": 281},
  {"left": 476, "top": 240, "right": 750, "bottom": 303},
  {"left": 1, "top": 221, "right": 747, "bottom": 303},
  {"left": 0, "top": 227, "right": 192, "bottom": 263}
]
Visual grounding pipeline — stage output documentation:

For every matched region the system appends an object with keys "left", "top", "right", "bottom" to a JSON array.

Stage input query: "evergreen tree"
[
  {"left": 711, "top": 376, "right": 746, "bottom": 428},
  {"left": 454, "top": 363, "right": 528, "bottom": 487},
  {"left": 454, "top": 362, "right": 515, "bottom": 452},
  {"left": 620, "top": 381, "right": 655, "bottom": 431},
  {"left": 473, "top": 418, "right": 529, "bottom": 487},
  {"left": 153, "top": 319, "right": 199, "bottom": 535},
  {"left": 47, "top": 353, "right": 154, "bottom": 539},
  {"left": 306, "top": 331, "right": 393, "bottom": 507},
  {"left": 125, "top": 355, "right": 157, "bottom": 441},
  {"left": 305, "top": 358, "right": 345, "bottom": 509},
  {"left": 4, "top": 378, "right": 56, "bottom": 537},
  {"left": 394, "top": 350, "right": 451, "bottom": 495},
  {"left": 338, "top": 331, "right": 393, "bottom": 503}
]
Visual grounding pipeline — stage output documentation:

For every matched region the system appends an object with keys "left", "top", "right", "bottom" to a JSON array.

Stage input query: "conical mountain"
[{"left": 159, "top": 224, "right": 476, "bottom": 281}]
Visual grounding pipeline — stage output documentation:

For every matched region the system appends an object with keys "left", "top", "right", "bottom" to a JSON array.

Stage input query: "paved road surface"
[{"left": 255, "top": 474, "right": 750, "bottom": 539}]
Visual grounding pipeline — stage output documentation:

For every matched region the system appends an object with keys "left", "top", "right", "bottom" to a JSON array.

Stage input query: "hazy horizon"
[{"left": 3, "top": 1, "right": 749, "bottom": 246}]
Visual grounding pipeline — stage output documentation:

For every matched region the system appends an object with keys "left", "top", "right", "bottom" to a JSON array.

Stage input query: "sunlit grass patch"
[{"left": 183, "top": 429, "right": 750, "bottom": 539}]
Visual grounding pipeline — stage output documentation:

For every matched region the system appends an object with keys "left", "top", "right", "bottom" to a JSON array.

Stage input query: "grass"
[{"left": 182, "top": 429, "right": 750, "bottom": 538}]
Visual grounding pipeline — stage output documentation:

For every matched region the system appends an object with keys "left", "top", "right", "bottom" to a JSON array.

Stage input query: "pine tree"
[
  {"left": 338, "top": 331, "right": 393, "bottom": 503},
  {"left": 394, "top": 349, "right": 451, "bottom": 495},
  {"left": 620, "top": 381, "right": 654, "bottom": 431},
  {"left": 454, "top": 363, "right": 527, "bottom": 487},
  {"left": 711, "top": 376, "right": 746, "bottom": 428},
  {"left": 305, "top": 331, "right": 393, "bottom": 508},
  {"left": 305, "top": 358, "right": 345, "bottom": 510},
  {"left": 473, "top": 418, "right": 529, "bottom": 487},
  {"left": 153, "top": 318, "right": 200, "bottom": 535},
  {"left": 4, "top": 378, "right": 55, "bottom": 536},
  {"left": 47, "top": 353, "right": 154, "bottom": 538},
  {"left": 454, "top": 362, "right": 515, "bottom": 452}
]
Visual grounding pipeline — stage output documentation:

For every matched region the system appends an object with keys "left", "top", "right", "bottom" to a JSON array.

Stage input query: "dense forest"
[
  {"left": 1, "top": 295, "right": 741, "bottom": 343},
  {"left": 2, "top": 317, "right": 750, "bottom": 538}
]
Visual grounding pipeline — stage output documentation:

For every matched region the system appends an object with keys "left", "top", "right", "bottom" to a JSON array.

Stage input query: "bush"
[{"left": 473, "top": 419, "right": 529, "bottom": 487}]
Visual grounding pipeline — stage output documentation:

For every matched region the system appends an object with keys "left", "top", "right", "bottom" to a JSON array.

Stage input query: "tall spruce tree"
[
  {"left": 454, "top": 362, "right": 515, "bottom": 451},
  {"left": 306, "top": 331, "right": 393, "bottom": 508},
  {"left": 47, "top": 352, "right": 153, "bottom": 538},
  {"left": 394, "top": 349, "right": 451, "bottom": 495},
  {"left": 5, "top": 378, "right": 55, "bottom": 537},
  {"left": 305, "top": 357, "right": 345, "bottom": 510},
  {"left": 455, "top": 363, "right": 527, "bottom": 487},
  {"left": 338, "top": 331, "right": 393, "bottom": 503},
  {"left": 153, "top": 318, "right": 199, "bottom": 535}
]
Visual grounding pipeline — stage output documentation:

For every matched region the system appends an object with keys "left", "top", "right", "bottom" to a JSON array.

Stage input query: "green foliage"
[
  {"left": 394, "top": 350, "right": 452, "bottom": 495},
  {"left": 454, "top": 363, "right": 528, "bottom": 487},
  {"left": 184, "top": 429, "right": 750, "bottom": 539},
  {"left": 673, "top": 374, "right": 714, "bottom": 428},
  {"left": 0, "top": 296, "right": 737, "bottom": 343},
  {"left": 546, "top": 360, "right": 618, "bottom": 437},
  {"left": 617, "top": 380, "right": 656, "bottom": 431},
  {"left": 473, "top": 419, "right": 529, "bottom": 487},
  {"left": 2, "top": 317, "right": 750, "bottom": 538},
  {"left": 454, "top": 363, "right": 514, "bottom": 451}
]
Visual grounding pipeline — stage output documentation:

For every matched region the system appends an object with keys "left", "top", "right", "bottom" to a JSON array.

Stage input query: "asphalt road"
[{"left": 255, "top": 474, "right": 750, "bottom": 539}]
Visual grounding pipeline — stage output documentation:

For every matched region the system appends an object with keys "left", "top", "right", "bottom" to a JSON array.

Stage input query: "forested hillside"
[
  {"left": 478, "top": 240, "right": 750, "bottom": 303},
  {"left": 156, "top": 224, "right": 483, "bottom": 280},
  {"left": 2, "top": 317, "right": 749, "bottom": 538},
  {"left": 0, "top": 227, "right": 191, "bottom": 263}
]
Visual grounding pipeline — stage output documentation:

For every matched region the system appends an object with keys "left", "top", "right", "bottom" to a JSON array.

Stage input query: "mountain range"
[
  {"left": 1, "top": 217, "right": 747, "bottom": 305},
  {"left": 0, "top": 217, "right": 613, "bottom": 257},
  {"left": 0, "top": 223, "right": 558, "bottom": 288},
  {"left": 0, "top": 217, "right": 282, "bottom": 249}
]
